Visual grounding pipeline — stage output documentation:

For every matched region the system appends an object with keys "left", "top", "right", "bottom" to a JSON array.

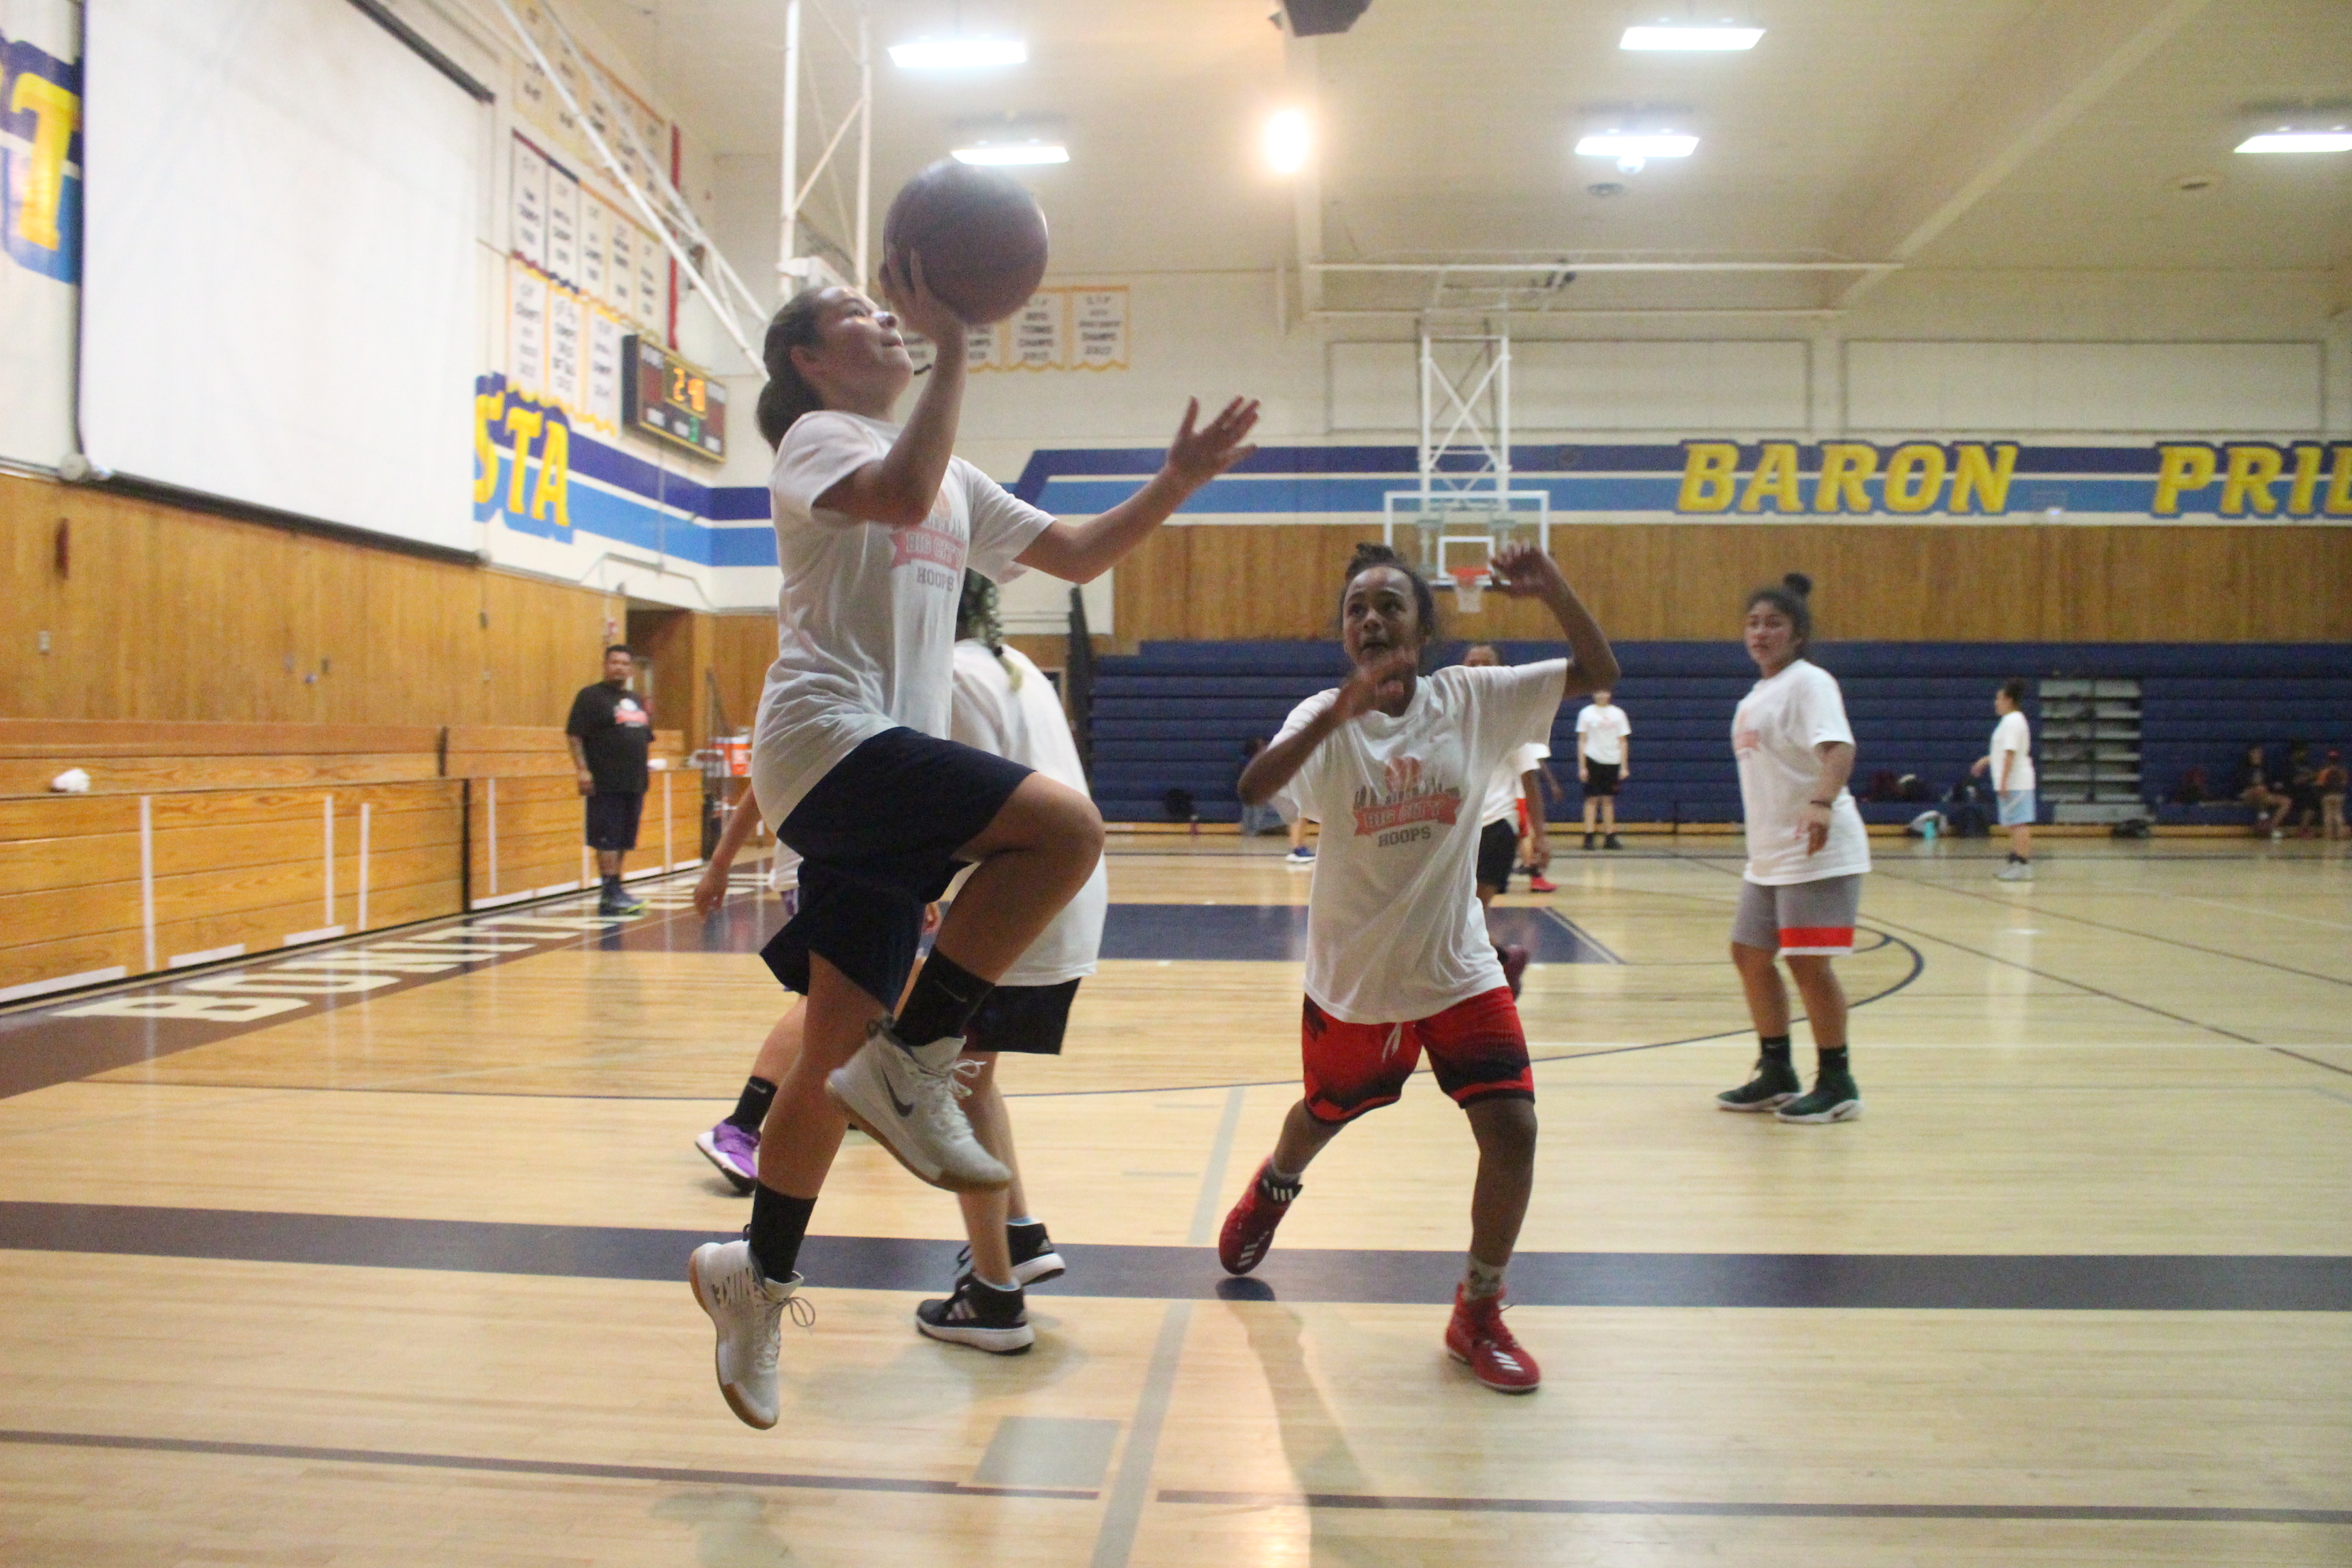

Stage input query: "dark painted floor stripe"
[
  {"left": 1155, "top": 1488, "right": 2352, "bottom": 1524},
  {"left": 3, "top": 1203, "right": 2345, "bottom": 1310},
  {"left": 0, "top": 1428, "right": 1093, "bottom": 1500}
]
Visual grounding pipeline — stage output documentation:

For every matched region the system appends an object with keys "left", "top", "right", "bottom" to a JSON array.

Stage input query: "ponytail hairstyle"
[
  {"left": 755, "top": 289, "right": 831, "bottom": 448},
  {"left": 1745, "top": 572, "right": 1814, "bottom": 652},
  {"left": 957, "top": 570, "right": 1019, "bottom": 689},
  {"left": 1337, "top": 542, "right": 1440, "bottom": 664}
]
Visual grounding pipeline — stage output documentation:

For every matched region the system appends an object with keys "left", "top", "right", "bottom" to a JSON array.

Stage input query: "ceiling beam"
[{"left": 1825, "top": 0, "right": 2212, "bottom": 309}]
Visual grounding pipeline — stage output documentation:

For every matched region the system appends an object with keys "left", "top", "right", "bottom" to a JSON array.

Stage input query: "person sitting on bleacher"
[{"left": 2235, "top": 744, "right": 2292, "bottom": 838}]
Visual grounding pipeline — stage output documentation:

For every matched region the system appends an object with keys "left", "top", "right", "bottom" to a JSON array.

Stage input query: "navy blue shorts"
[
  {"left": 585, "top": 792, "right": 643, "bottom": 851},
  {"left": 760, "top": 727, "right": 1032, "bottom": 1007}
]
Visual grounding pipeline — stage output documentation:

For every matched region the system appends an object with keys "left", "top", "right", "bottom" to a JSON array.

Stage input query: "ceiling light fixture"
[
  {"left": 888, "top": 37, "right": 1026, "bottom": 69},
  {"left": 2234, "top": 127, "right": 2352, "bottom": 153},
  {"left": 1575, "top": 129, "right": 1697, "bottom": 174},
  {"left": 1264, "top": 109, "right": 1312, "bottom": 176},
  {"left": 951, "top": 140, "right": 1069, "bottom": 167},
  {"left": 1620, "top": 24, "right": 1762, "bottom": 50}
]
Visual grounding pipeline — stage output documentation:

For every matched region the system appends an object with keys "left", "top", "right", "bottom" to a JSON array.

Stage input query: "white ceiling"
[{"left": 565, "top": 0, "right": 2352, "bottom": 312}]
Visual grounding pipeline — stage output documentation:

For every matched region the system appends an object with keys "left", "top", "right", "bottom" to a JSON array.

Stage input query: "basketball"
[{"left": 881, "top": 159, "right": 1050, "bottom": 327}]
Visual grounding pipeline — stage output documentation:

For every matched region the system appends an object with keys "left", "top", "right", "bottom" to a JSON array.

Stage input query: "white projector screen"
[{"left": 80, "top": 0, "right": 483, "bottom": 551}]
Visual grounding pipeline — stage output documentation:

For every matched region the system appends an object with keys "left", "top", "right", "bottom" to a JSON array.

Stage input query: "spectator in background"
[
  {"left": 2318, "top": 748, "right": 2347, "bottom": 841},
  {"left": 1238, "top": 738, "right": 1282, "bottom": 837},
  {"left": 2283, "top": 742, "right": 2323, "bottom": 838},
  {"left": 1970, "top": 678, "right": 2036, "bottom": 882},
  {"left": 2235, "top": 744, "right": 2291, "bottom": 838},
  {"left": 1574, "top": 689, "right": 1631, "bottom": 851},
  {"left": 567, "top": 644, "right": 654, "bottom": 916}
]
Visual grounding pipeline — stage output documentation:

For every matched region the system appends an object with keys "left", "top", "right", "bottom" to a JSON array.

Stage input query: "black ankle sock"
[
  {"left": 1759, "top": 1033, "right": 1793, "bottom": 1067},
  {"left": 725, "top": 1076, "right": 777, "bottom": 1133},
  {"left": 895, "top": 950, "right": 994, "bottom": 1047},
  {"left": 747, "top": 1184, "right": 817, "bottom": 1281},
  {"left": 1818, "top": 1047, "right": 1850, "bottom": 1077},
  {"left": 603, "top": 873, "right": 623, "bottom": 896}
]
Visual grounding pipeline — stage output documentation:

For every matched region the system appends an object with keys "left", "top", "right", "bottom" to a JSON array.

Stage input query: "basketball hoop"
[{"left": 1448, "top": 565, "right": 1489, "bottom": 615}]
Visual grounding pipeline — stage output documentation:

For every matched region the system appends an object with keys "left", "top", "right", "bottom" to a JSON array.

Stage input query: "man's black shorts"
[
  {"left": 1584, "top": 761, "right": 1622, "bottom": 798},
  {"left": 760, "top": 727, "right": 1032, "bottom": 1007},
  {"left": 585, "top": 791, "right": 644, "bottom": 851},
  {"left": 964, "top": 978, "right": 1082, "bottom": 1056},
  {"left": 1476, "top": 817, "right": 1519, "bottom": 892}
]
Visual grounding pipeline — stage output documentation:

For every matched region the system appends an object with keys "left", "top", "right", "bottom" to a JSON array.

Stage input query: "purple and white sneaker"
[{"left": 697, "top": 1122, "right": 759, "bottom": 1194}]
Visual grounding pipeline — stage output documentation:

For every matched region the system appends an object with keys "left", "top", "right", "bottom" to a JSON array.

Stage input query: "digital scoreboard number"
[{"left": 621, "top": 336, "right": 726, "bottom": 461}]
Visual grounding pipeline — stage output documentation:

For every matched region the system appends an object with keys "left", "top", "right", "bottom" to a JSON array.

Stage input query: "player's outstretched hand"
[
  {"left": 1164, "top": 397, "right": 1261, "bottom": 490},
  {"left": 1490, "top": 541, "right": 1568, "bottom": 598},
  {"left": 691, "top": 862, "right": 730, "bottom": 917},
  {"left": 1333, "top": 650, "right": 1417, "bottom": 722},
  {"left": 879, "top": 247, "right": 966, "bottom": 351}
]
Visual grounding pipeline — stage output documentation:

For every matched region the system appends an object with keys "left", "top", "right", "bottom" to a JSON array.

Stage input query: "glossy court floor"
[{"left": 1, "top": 832, "right": 2347, "bottom": 1567}]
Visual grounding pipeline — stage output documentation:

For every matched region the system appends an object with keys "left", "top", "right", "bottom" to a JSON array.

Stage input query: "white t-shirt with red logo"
[
  {"left": 1732, "top": 658, "right": 1872, "bottom": 885},
  {"left": 751, "top": 411, "right": 1054, "bottom": 825},
  {"left": 1271, "top": 659, "right": 1565, "bottom": 1023}
]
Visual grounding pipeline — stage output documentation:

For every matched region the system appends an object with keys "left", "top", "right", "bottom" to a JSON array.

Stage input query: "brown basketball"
[{"left": 881, "top": 159, "right": 1050, "bottom": 327}]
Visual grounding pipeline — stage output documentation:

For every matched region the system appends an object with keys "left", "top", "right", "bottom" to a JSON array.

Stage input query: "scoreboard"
[{"left": 621, "top": 336, "right": 726, "bottom": 461}]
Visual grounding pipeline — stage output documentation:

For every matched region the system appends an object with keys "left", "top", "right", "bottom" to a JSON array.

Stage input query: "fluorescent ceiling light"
[
  {"left": 2234, "top": 129, "right": 2352, "bottom": 153},
  {"left": 1264, "top": 109, "right": 1311, "bottom": 175},
  {"left": 1575, "top": 131, "right": 1699, "bottom": 158},
  {"left": 951, "top": 142, "right": 1069, "bottom": 166},
  {"left": 889, "top": 37, "right": 1026, "bottom": 69},
  {"left": 1620, "top": 24, "right": 1762, "bottom": 50}
]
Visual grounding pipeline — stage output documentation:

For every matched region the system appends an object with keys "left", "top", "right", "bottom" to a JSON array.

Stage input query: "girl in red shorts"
[{"left": 1216, "top": 540, "right": 1618, "bottom": 1393}]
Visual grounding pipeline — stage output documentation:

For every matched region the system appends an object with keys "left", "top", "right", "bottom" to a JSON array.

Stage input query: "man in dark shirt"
[{"left": 567, "top": 644, "right": 655, "bottom": 915}]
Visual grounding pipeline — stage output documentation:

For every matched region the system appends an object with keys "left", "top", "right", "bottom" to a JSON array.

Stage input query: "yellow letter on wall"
[
  {"left": 1882, "top": 444, "right": 1948, "bottom": 514},
  {"left": 2327, "top": 445, "right": 2352, "bottom": 516},
  {"left": 1738, "top": 442, "right": 1804, "bottom": 513},
  {"left": 1814, "top": 444, "right": 1878, "bottom": 514},
  {"left": 9, "top": 72, "right": 78, "bottom": 253},
  {"left": 1678, "top": 442, "right": 1740, "bottom": 512},
  {"left": 530, "top": 420, "right": 572, "bottom": 531},
  {"left": 473, "top": 393, "right": 504, "bottom": 506},
  {"left": 2284, "top": 445, "right": 2325, "bottom": 516},
  {"left": 2218, "top": 445, "right": 2284, "bottom": 516},
  {"left": 501, "top": 406, "right": 544, "bottom": 518},
  {"left": 1948, "top": 444, "right": 2019, "bottom": 515},
  {"left": 2151, "top": 445, "right": 2217, "bottom": 517}
]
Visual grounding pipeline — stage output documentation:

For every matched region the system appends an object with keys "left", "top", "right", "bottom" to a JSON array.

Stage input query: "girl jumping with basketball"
[
  {"left": 1215, "top": 541, "right": 1618, "bottom": 1394},
  {"left": 691, "top": 255, "right": 1257, "bottom": 1429}
]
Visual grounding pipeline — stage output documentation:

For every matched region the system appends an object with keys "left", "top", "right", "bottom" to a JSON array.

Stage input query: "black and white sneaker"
[
  {"left": 1008, "top": 1221, "right": 1066, "bottom": 1286},
  {"left": 915, "top": 1273, "right": 1033, "bottom": 1354}
]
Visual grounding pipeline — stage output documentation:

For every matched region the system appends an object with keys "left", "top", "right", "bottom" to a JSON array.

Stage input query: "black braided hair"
[{"left": 957, "top": 570, "right": 1019, "bottom": 689}]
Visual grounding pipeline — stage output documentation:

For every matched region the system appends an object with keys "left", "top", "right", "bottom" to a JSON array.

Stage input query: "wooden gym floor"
[{"left": 1, "top": 832, "right": 2347, "bottom": 1566}]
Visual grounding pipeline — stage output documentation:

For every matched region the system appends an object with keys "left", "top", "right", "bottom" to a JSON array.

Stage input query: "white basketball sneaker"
[
  {"left": 825, "top": 1019, "right": 1011, "bottom": 1192},
  {"left": 688, "top": 1238, "right": 804, "bottom": 1430}
]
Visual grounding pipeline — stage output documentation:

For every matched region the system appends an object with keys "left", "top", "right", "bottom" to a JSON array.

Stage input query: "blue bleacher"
[{"left": 1088, "top": 640, "right": 2352, "bottom": 827}]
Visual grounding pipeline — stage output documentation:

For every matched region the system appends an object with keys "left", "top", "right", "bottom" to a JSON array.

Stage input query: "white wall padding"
[
  {"left": 80, "top": 0, "right": 482, "bottom": 551},
  {"left": 1846, "top": 340, "right": 2323, "bottom": 434}
]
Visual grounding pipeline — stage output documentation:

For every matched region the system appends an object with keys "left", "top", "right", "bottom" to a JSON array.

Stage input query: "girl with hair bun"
[
  {"left": 1718, "top": 573, "right": 1870, "bottom": 1123},
  {"left": 1214, "top": 539, "right": 1619, "bottom": 1394}
]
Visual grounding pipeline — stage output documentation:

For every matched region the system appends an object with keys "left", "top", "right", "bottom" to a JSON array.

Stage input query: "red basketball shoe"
[
  {"left": 1446, "top": 1285, "right": 1540, "bottom": 1393},
  {"left": 1218, "top": 1160, "right": 1301, "bottom": 1275}
]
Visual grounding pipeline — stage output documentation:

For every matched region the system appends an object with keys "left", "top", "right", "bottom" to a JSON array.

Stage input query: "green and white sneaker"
[
  {"left": 1776, "top": 1070, "right": 1862, "bottom": 1123},
  {"left": 1716, "top": 1059, "right": 1801, "bottom": 1112}
]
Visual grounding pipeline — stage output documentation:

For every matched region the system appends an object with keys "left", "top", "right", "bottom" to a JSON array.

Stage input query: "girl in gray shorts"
[{"left": 1716, "top": 575, "right": 1868, "bottom": 1124}]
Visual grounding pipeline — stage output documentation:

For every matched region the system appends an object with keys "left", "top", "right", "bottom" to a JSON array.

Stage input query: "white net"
[{"left": 1448, "top": 566, "right": 1488, "bottom": 614}]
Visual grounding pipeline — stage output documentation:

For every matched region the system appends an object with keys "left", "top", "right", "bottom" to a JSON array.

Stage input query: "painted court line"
[{"left": 1153, "top": 1488, "right": 2352, "bottom": 1524}]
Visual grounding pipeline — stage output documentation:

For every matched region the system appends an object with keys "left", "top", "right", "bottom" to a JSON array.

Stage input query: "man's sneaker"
[
  {"left": 1498, "top": 943, "right": 1529, "bottom": 1000},
  {"left": 1008, "top": 1220, "right": 1066, "bottom": 1286},
  {"left": 915, "top": 1273, "right": 1034, "bottom": 1354},
  {"left": 1716, "top": 1058, "right": 1801, "bottom": 1112},
  {"left": 1285, "top": 845, "right": 1316, "bottom": 868},
  {"left": 1603, "top": 834, "right": 1624, "bottom": 851},
  {"left": 1528, "top": 872, "right": 1558, "bottom": 893},
  {"left": 599, "top": 891, "right": 647, "bottom": 916},
  {"left": 687, "top": 1238, "right": 807, "bottom": 1430},
  {"left": 1995, "top": 860, "right": 2035, "bottom": 882},
  {"left": 696, "top": 1122, "right": 760, "bottom": 1194},
  {"left": 1582, "top": 833, "right": 1597, "bottom": 851},
  {"left": 824, "top": 1019, "right": 1010, "bottom": 1192},
  {"left": 1776, "top": 1069, "right": 1862, "bottom": 1124},
  {"left": 1218, "top": 1160, "right": 1301, "bottom": 1275},
  {"left": 1446, "top": 1285, "right": 1540, "bottom": 1394}
]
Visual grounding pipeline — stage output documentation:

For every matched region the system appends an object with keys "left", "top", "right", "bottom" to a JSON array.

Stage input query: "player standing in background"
[
  {"left": 1218, "top": 542, "right": 1618, "bottom": 1394},
  {"left": 689, "top": 263, "right": 1258, "bottom": 1431},
  {"left": 1972, "top": 679, "right": 2037, "bottom": 881},
  {"left": 1460, "top": 644, "right": 1548, "bottom": 998},
  {"left": 566, "top": 644, "right": 654, "bottom": 916},
  {"left": 691, "top": 799, "right": 803, "bottom": 1194},
  {"left": 1715, "top": 574, "right": 1870, "bottom": 1124},
  {"left": 1574, "top": 689, "right": 1631, "bottom": 851}
]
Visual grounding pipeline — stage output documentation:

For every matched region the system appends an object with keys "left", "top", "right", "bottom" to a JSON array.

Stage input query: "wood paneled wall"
[{"left": 1113, "top": 523, "right": 2352, "bottom": 644}]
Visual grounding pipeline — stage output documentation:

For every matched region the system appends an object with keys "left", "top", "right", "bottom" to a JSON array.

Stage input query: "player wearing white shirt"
[
  {"left": 1460, "top": 644, "right": 1551, "bottom": 997},
  {"left": 691, "top": 265, "right": 1260, "bottom": 1431},
  {"left": 1716, "top": 574, "right": 1869, "bottom": 1125},
  {"left": 1972, "top": 679, "right": 2037, "bottom": 881},
  {"left": 1573, "top": 692, "right": 1631, "bottom": 850},
  {"left": 1215, "top": 541, "right": 1620, "bottom": 1395}
]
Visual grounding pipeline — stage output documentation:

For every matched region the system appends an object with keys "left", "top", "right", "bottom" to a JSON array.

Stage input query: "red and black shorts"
[{"left": 1300, "top": 986, "right": 1534, "bottom": 1124}]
